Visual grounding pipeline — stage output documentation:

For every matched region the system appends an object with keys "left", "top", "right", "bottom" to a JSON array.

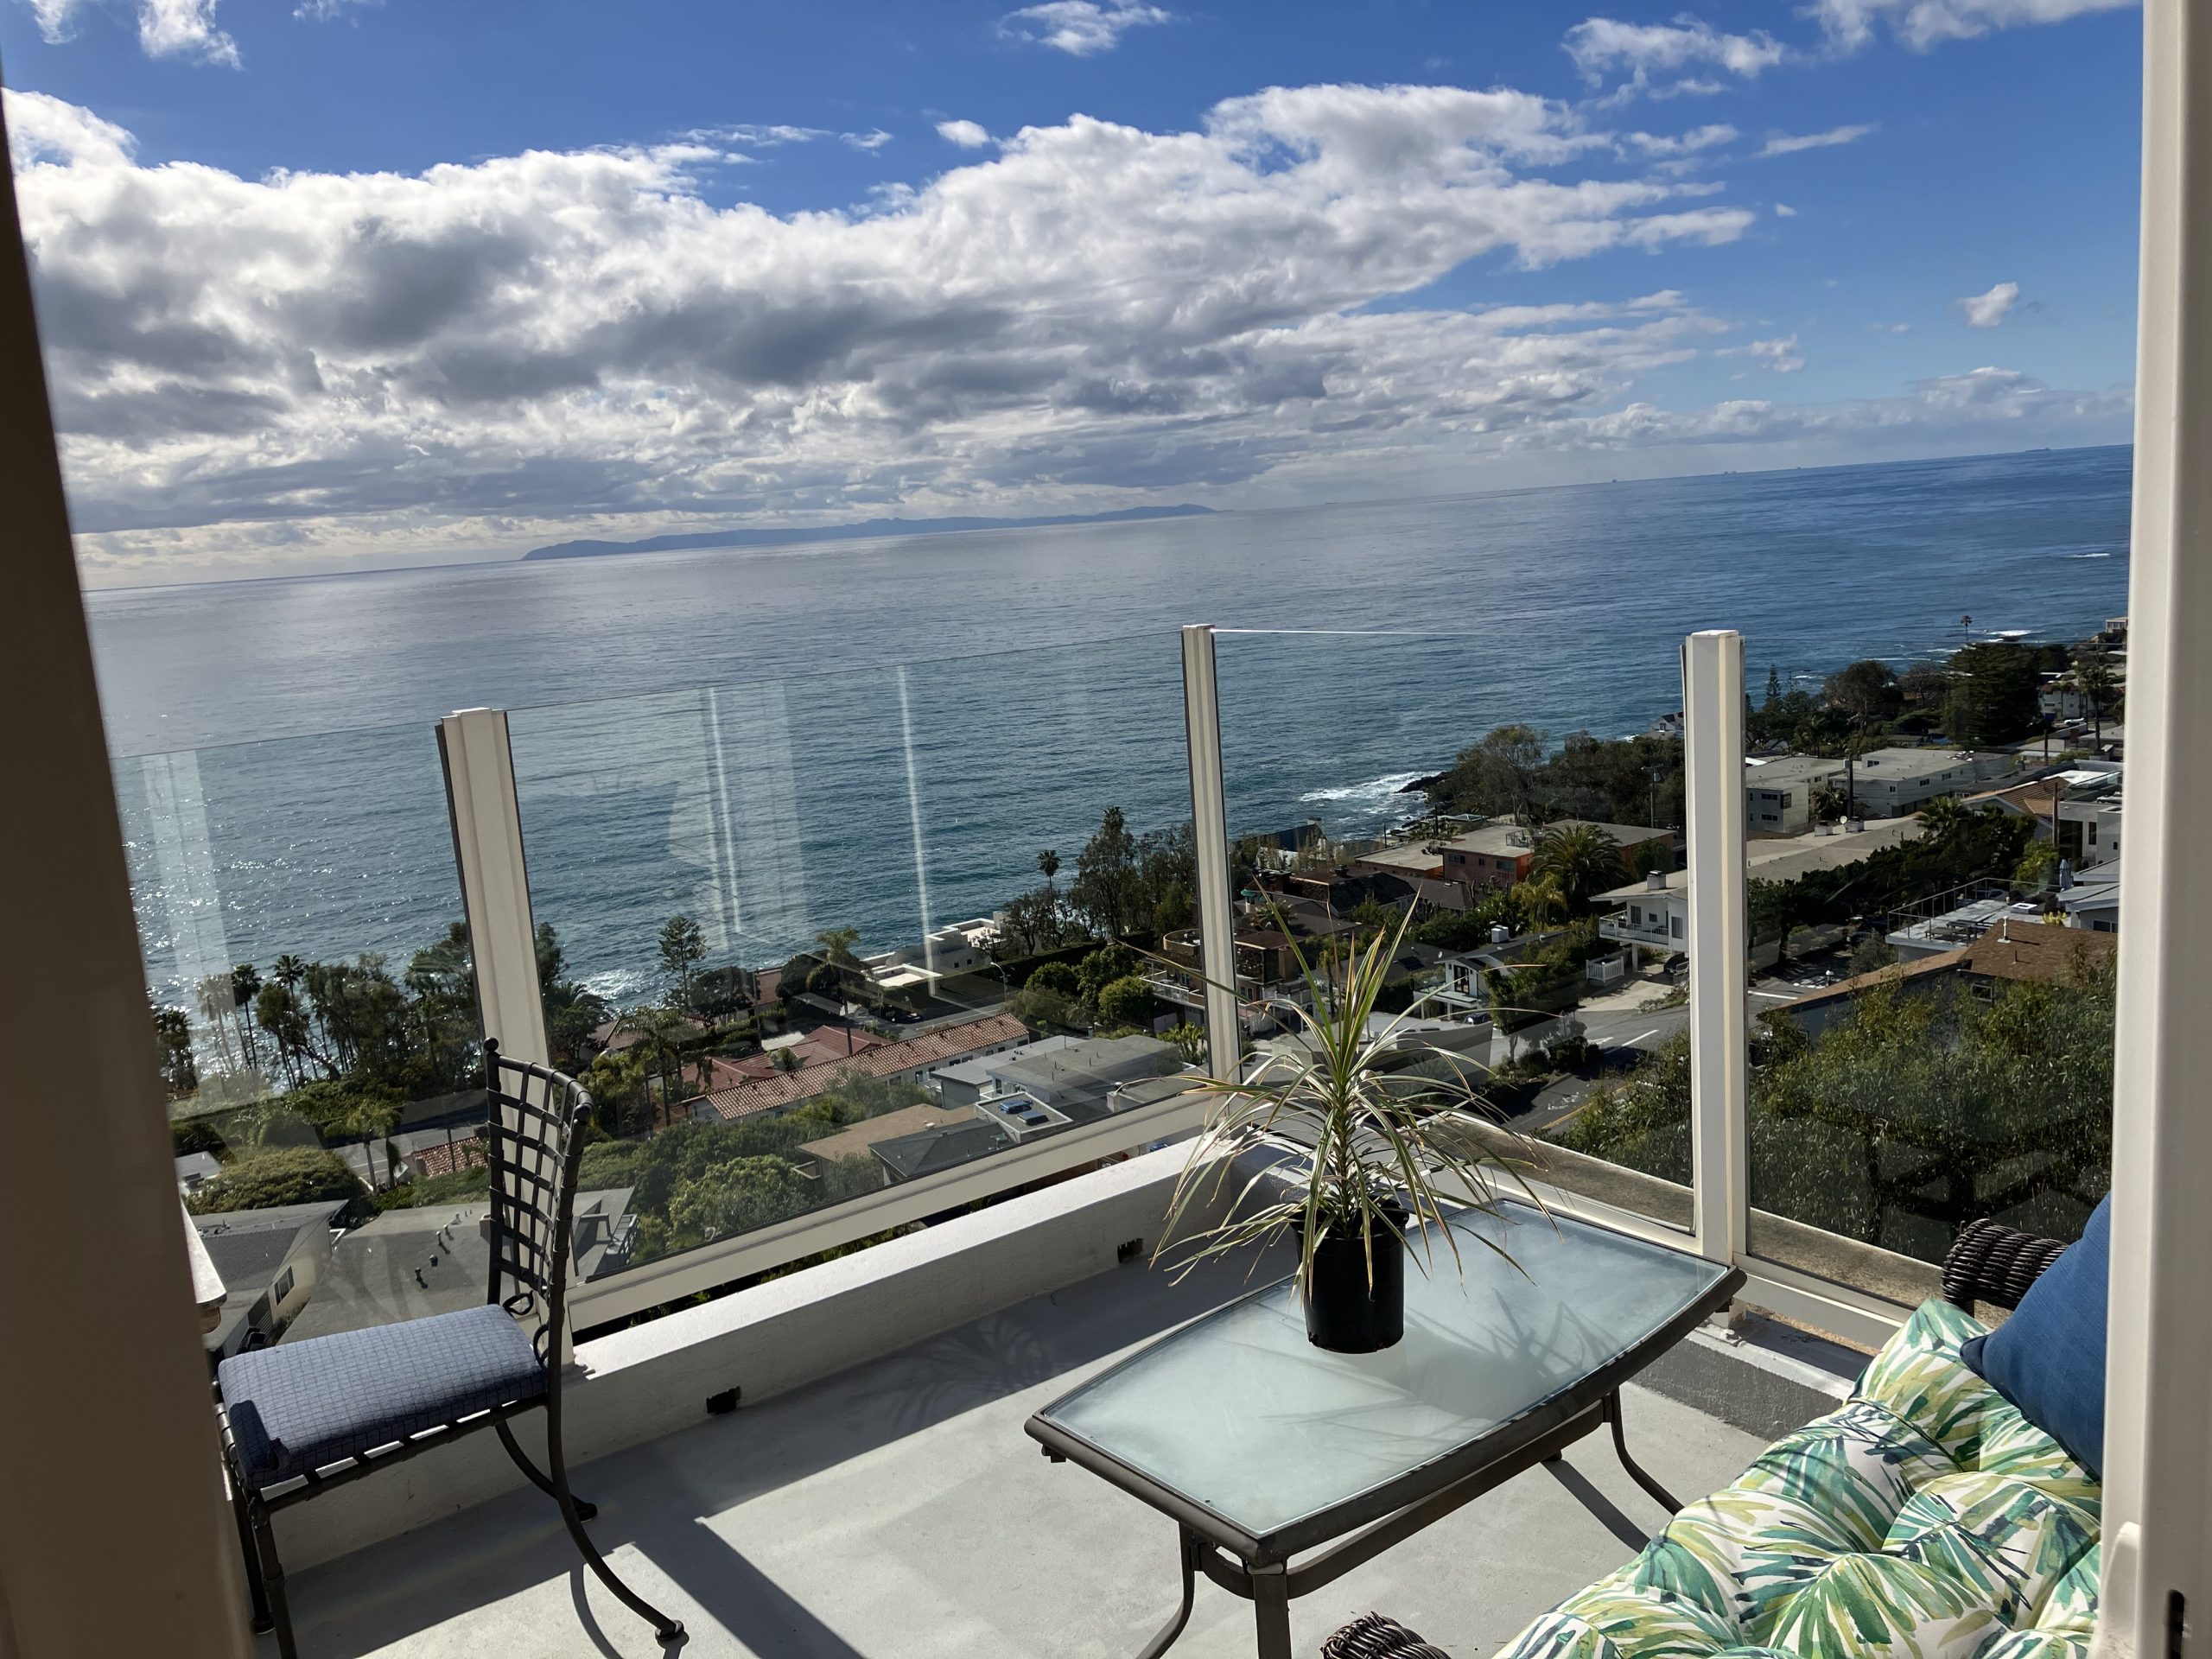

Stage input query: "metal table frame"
[{"left": 1027, "top": 1259, "right": 1745, "bottom": 1659}]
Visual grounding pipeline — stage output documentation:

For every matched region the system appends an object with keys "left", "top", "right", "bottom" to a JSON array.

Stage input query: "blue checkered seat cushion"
[{"left": 219, "top": 1304, "right": 546, "bottom": 1489}]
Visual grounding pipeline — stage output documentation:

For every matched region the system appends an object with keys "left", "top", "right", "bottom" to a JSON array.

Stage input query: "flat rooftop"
[
  {"left": 1601, "top": 816, "right": 1923, "bottom": 899},
  {"left": 274, "top": 1248, "right": 1852, "bottom": 1659}
]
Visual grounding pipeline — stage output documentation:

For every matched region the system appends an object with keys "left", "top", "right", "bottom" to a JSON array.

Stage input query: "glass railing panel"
[
  {"left": 1739, "top": 628, "right": 2122, "bottom": 1301},
  {"left": 113, "top": 722, "right": 484, "bottom": 1355},
  {"left": 1209, "top": 629, "right": 1693, "bottom": 1234},
  {"left": 505, "top": 634, "right": 1209, "bottom": 1302}
]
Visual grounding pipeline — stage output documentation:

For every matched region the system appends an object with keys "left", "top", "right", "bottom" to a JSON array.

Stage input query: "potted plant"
[{"left": 1156, "top": 908, "right": 1537, "bottom": 1354}]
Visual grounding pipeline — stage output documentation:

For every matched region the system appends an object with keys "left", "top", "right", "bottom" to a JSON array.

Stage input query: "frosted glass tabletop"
[{"left": 1032, "top": 1204, "right": 1731, "bottom": 1554}]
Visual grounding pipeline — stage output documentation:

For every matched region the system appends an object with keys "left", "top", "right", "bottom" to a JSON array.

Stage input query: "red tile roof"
[{"left": 691, "top": 1012, "right": 1031, "bottom": 1122}]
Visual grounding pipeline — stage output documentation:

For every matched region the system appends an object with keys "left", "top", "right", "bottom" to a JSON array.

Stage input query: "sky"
[{"left": 0, "top": 0, "right": 2145, "bottom": 587}]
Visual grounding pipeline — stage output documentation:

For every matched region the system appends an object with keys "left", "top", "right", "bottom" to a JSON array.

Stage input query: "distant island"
[{"left": 521, "top": 504, "right": 1214, "bottom": 562}]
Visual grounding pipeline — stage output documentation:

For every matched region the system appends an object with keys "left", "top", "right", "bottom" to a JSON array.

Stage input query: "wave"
[
  {"left": 1300, "top": 771, "right": 1427, "bottom": 806},
  {"left": 2063, "top": 552, "right": 2114, "bottom": 560}
]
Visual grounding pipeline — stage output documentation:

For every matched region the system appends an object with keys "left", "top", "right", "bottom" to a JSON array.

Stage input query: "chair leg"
[
  {"left": 542, "top": 1414, "right": 684, "bottom": 1647},
  {"left": 245, "top": 1492, "right": 300, "bottom": 1659},
  {"left": 498, "top": 1418, "right": 597, "bottom": 1521},
  {"left": 229, "top": 1467, "right": 274, "bottom": 1634}
]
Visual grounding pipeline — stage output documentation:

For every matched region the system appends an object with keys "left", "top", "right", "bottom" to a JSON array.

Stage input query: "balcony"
[
  {"left": 258, "top": 1141, "right": 1862, "bottom": 1659},
  {"left": 118, "top": 622, "right": 2120, "bottom": 1656}
]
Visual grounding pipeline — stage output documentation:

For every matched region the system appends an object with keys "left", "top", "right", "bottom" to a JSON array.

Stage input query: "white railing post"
[
  {"left": 438, "top": 709, "right": 550, "bottom": 1069},
  {"left": 1181, "top": 626, "right": 1242, "bottom": 1078},
  {"left": 2096, "top": 3, "right": 2212, "bottom": 1654},
  {"left": 1682, "top": 631, "right": 1748, "bottom": 1267}
]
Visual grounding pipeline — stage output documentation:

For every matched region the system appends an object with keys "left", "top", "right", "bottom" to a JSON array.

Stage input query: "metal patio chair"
[{"left": 215, "top": 1041, "right": 684, "bottom": 1656}]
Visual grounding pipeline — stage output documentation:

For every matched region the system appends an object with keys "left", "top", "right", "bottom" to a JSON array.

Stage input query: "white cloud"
[
  {"left": 23, "top": 0, "right": 237, "bottom": 60},
  {"left": 1759, "top": 124, "right": 1878, "bottom": 156},
  {"left": 1720, "top": 334, "right": 1807, "bottom": 372},
  {"left": 1575, "top": 366, "right": 2127, "bottom": 448},
  {"left": 1000, "top": 0, "right": 1173, "bottom": 56},
  {"left": 3, "top": 88, "right": 137, "bottom": 168},
  {"left": 937, "top": 119, "right": 993, "bottom": 149},
  {"left": 1872, "top": 320, "right": 1911, "bottom": 332},
  {"left": 1961, "top": 280, "right": 2022, "bottom": 327},
  {"left": 294, "top": 0, "right": 378, "bottom": 17},
  {"left": 842, "top": 129, "right": 893, "bottom": 153},
  {"left": 1806, "top": 0, "right": 2135, "bottom": 53},
  {"left": 1624, "top": 124, "right": 1737, "bottom": 157},
  {"left": 9, "top": 85, "right": 1790, "bottom": 575},
  {"left": 1774, "top": 201, "right": 1799, "bottom": 216},
  {"left": 1564, "top": 16, "right": 1787, "bottom": 94},
  {"left": 137, "top": 0, "right": 236, "bottom": 62}
]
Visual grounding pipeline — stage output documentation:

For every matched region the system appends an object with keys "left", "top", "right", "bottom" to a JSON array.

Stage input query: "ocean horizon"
[{"left": 91, "top": 443, "right": 2134, "bottom": 1007}]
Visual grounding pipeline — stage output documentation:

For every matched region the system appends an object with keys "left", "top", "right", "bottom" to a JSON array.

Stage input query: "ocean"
[{"left": 90, "top": 445, "right": 2133, "bottom": 1007}]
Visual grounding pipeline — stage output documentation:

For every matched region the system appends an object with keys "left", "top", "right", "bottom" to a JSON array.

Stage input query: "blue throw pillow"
[{"left": 1961, "top": 1197, "right": 2111, "bottom": 1478}]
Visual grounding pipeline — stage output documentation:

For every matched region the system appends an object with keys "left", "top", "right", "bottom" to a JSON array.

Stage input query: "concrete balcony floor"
[{"left": 276, "top": 1249, "right": 1857, "bottom": 1659}]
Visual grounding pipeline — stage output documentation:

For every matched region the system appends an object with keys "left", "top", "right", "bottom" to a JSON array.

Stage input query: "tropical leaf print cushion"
[{"left": 1493, "top": 1300, "right": 2101, "bottom": 1659}]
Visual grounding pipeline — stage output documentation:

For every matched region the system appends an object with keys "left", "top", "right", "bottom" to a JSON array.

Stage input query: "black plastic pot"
[{"left": 1296, "top": 1206, "right": 1406, "bottom": 1353}]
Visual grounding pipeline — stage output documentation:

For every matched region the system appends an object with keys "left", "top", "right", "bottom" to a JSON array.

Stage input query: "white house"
[
  {"left": 1745, "top": 753, "right": 1846, "bottom": 836},
  {"left": 1845, "top": 747, "right": 2017, "bottom": 814}
]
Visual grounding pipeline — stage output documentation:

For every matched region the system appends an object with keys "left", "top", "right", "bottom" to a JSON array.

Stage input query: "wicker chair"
[
  {"left": 1317, "top": 1218, "right": 2070, "bottom": 1659},
  {"left": 215, "top": 1042, "right": 684, "bottom": 1657}
]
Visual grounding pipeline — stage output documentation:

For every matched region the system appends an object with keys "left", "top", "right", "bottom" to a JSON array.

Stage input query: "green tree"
[
  {"left": 658, "top": 914, "right": 709, "bottom": 1010},
  {"left": 1096, "top": 975, "right": 1157, "bottom": 1031},
  {"left": 1822, "top": 659, "right": 1903, "bottom": 722},
  {"left": 1077, "top": 942, "right": 1140, "bottom": 1002},
  {"left": 1529, "top": 823, "right": 1624, "bottom": 909},
  {"left": 1511, "top": 874, "right": 1568, "bottom": 933},
  {"left": 1944, "top": 641, "right": 2044, "bottom": 745},
  {"left": 1036, "top": 847, "right": 1060, "bottom": 931},
  {"left": 2073, "top": 646, "right": 2119, "bottom": 748},
  {"left": 1749, "top": 877, "right": 1816, "bottom": 967},
  {"left": 1432, "top": 724, "right": 1548, "bottom": 819},
  {"left": 151, "top": 1002, "right": 198, "bottom": 1096},
  {"left": 1069, "top": 807, "right": 1142, "bottom": 937},
  {"left": 613, "top": 1005, "right": 693, "bottom": 1119},
  {"left": 1764, "top": 665, "right": 1783, "bottom": 710},
  {"left": 658, "top": 1155, "right": 817, "bottom": 1253}
]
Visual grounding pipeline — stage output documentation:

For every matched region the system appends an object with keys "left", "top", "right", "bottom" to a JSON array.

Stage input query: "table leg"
[
  {"left": 1606, "top": 1389, "right": 1684, "bottom": 1514},
  {"left": 1251, "top": 1566, "right": 1294, "bottom": 1659},
  {"left": 1133, "top": 1527, "right": 1201, "bottom": 1659}
]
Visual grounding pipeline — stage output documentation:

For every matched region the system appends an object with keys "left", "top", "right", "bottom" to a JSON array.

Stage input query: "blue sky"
[{"left": 1, "top": 0, "right": 2145, "bottom": 583}]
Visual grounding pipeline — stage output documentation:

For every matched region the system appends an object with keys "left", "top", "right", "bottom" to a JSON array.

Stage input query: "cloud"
[
  {"left": 1000, "top": 0, "right": 1173, "bottom": 55},
  {"left": 937, "top": 119, "right": 993, "bottom": 149},
  {"left": 1872, "top": 320, "right": 1911, "bottom": 332},
  {"left": 8, "top": 83, "right": 1795, "bottom": 573},
  {"left": 1573, "top": 365, "right": 2128, "bottom": 449},
  {"left": 842, "top": 129, "right": 893, "bottom": 153},
  {"left": 1806, "top": 0, "right": 2136, "bottom": 53},
  {"left": 1624, "top": 124, "right": 1737, "bottom": 157},
  {"left": 294, "top": 0, "right": 378, "bottom": 16},
  {"left": 1759, "top": 124, "right": 1878, "bottom": 156},
  {"left": 1774, "top": 201, "right": 1798, "bottom": 216},
  {"left": 22, "top": 0, "right": 238, "bottom": 61},
  {"left": 1564, "top": 16, "right": 1787, "bottom": 95},
  {"left": 4, "top": 88, "right": 137, "bottom": 168},
  {"left": 1720, "top": 334, "right": 1806, "bottom": 372},
  {"left": 1961, "top": 280, "right": 2021, "bottom": 327}
]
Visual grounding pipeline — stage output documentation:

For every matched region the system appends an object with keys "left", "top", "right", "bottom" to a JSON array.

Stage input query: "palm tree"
[
  {"left": 1513, "top": 874, "right": 1569, "bottom": 933},
  {"left": 1917, "top": 793, "right": 1980, "bottom": 845},
  {"left": 272, "top": 954, "right": 308, "bottom": 993},
  {"left": 342, "top": 1096, "right": 402, "bottom": 1189},
  {"left": 1037, "top": 849, "right": 1060, "bottom": 931},
  {"left": 613, "top": 1006, "right": 690, "bottom": 1122},
  {"left": 195, "top": 973, "right": 239, "bottom": 1073},
  {"left": 1529, "top": 823, "right": 1624, "bottom": 910},
  {"left": 2074, "top": 648, "right": 2117, "bottom": 749}
]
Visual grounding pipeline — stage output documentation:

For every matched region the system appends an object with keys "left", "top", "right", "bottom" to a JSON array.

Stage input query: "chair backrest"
[{"left": 482, "top": 1039, "right": 592, "bottom": 1364}]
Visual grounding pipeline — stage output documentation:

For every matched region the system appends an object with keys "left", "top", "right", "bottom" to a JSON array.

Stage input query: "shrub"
[
  {"left": 188, "top": 1147, "right": 359, "bottom": 1214},
  {"left": 1095, "top": 974, "right": 1156, "bottom": 1030}
]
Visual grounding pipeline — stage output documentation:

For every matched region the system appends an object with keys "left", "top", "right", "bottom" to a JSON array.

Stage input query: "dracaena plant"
[{"left": 1155, "top": 904, "right": 1541, "bottom": 1296}]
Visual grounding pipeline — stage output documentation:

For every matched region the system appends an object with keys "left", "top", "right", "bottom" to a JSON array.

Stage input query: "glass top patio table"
[{"left": 1029, "top": 1201, "right": 1737, "bottom": 1564}]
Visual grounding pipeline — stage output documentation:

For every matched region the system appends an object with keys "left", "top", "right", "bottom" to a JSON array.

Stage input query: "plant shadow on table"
[{"left": 284, "top": 1240, "right": 1300, "bottom": 1657}]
